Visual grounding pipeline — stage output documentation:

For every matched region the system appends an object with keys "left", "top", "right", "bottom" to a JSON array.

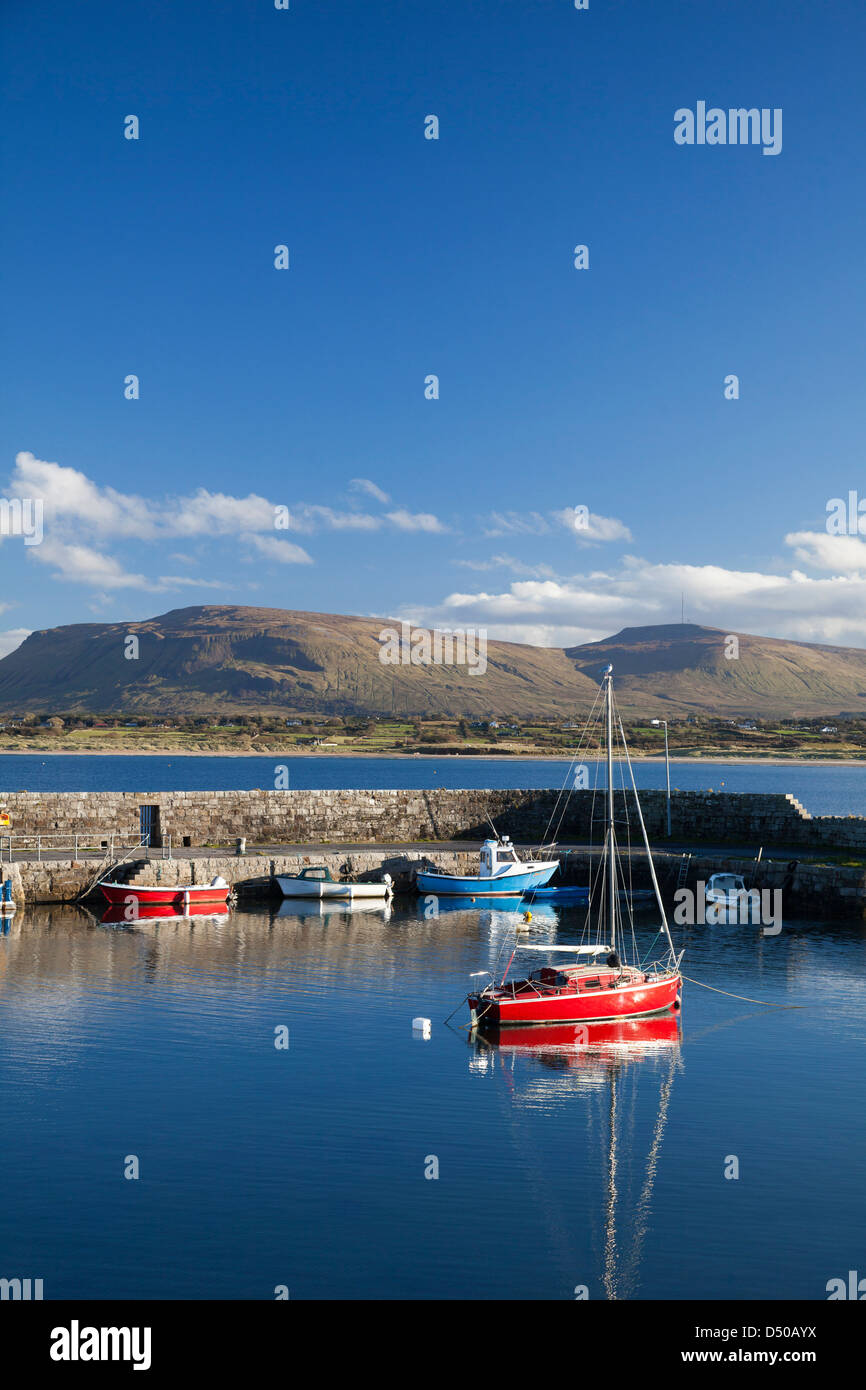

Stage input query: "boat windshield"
[{"left": 713, "top": 875, "right": 743, "bottom": 891}]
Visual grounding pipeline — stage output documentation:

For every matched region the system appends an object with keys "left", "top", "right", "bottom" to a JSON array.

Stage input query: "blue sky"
[{"left": 2, "top": 0, "right": 866, "bottom": 655}]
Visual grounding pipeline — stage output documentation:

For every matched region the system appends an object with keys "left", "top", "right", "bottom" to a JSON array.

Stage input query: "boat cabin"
[
  {"left": 293, "top": 866, "right": 335, "bottom": 882},
  {"left": 479, "top": 838, "right": 520, "bottom": 873},
  {"left": 520, "top": 947, "right": 624, "bottom": 992},
  {"left": 706, "top": 873, "right": 746, "bottom": 896}
]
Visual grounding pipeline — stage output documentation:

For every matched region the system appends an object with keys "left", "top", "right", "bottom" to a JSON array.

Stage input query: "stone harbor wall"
[
  {"left": 4, "top": 843, "right": 865, "bottom": 918},
  {"left": 1, "top": 786, "right": 865, "bottom": 851}
]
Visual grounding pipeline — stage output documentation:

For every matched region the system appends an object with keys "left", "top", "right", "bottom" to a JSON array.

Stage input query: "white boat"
[
  {"left": 705, "top": 872, "right": 747, "bottom": 910},
  {"left": 276, "top": 866, "right": 394, "bottom": 900}
]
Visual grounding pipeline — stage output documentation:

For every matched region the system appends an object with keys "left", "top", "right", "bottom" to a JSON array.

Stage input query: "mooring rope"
[{"left": 680, "top": 974, "right": 803, "bottom": 1008}]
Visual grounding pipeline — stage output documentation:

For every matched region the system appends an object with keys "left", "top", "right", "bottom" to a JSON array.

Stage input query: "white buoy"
[{"left": 412, "top": 1017, "right": 432, "bottom": 1039}]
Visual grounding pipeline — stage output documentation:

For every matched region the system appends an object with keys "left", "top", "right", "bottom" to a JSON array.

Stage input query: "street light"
[{"left": 650, "top": 719, "right": 672, "bottom": 837}]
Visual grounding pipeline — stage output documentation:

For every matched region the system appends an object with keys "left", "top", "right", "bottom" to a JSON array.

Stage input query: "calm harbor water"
[
  {"left": 1, "top": 753, "right": 865, "bottom": 815},
  {"left": 1, "top": 898, "right": 864, "bottom": 1300}
]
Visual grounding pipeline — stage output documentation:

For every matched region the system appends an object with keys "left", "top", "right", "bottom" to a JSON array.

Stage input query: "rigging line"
[
  {"left": 582, "top": 846, "right": 608, "bottom": 946},
  {"left": 603, "top": 1071, "right": 620, "bottom": 1301},
  {"left": 537, "top": 685, "right": 605, "bottom": 851},
  {"left": 548, "top": 688, "right": 605, "bottom": 851},
  {"left": 443, "top": 994, "right": 470, "bottom": 1025},
  {"left": 639, "top": 928, "right": 664, "bottom": 967},
  {"left": 618, "top": 713, "right": 676, "bottom": 961},
  {"left": 680, "top": 974, "right": 805, "bottom": 1008},
  {"left": 610, "top": 694, "right": 637, "bottom": 959},
  {"left": 621, "top": 1051, "right": 679, "bottom": 1297},
  {"left": 536, "top": 700, "right": 594, "bottom": 850}
]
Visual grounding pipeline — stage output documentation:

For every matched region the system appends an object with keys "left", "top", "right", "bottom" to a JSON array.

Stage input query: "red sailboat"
[{"left": 468, "top": 666, "right": 683, "bottom": 1029}]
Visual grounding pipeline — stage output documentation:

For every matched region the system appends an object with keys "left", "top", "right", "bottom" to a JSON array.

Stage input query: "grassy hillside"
[{"left": 1, "top": 607, "right": 866, "bottom": 721}]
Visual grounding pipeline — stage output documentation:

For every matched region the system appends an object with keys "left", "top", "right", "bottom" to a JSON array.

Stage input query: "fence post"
[{"left": 37, "top": 834, "right": 41, "bottom": 863}]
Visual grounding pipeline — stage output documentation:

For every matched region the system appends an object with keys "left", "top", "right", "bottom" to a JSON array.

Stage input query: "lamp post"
[{"left": 651, "top": 719, "right": 672, "bottom": 837}]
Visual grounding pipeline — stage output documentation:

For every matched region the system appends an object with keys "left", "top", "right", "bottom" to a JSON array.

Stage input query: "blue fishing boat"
[{"left": 415, "top": 837, "right": 558, "bottom": 897}]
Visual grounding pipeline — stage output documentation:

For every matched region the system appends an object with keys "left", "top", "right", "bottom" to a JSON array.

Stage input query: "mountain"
[
  {"left": 567, "top": 624, "right": 866, "bottom": 717},
  {"left": 0, "top": 607, "right": 865, "bottom": 720}
]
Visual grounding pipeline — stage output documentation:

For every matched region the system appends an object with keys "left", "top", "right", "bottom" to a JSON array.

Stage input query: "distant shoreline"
[{"left": 0, "top": 749, "right": 864, "bottom": 768}]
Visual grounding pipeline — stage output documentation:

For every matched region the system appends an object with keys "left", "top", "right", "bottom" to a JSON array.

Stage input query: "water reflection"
[
  {"left": 97, "top": 902, "right": 231, "bottom": 928},
  {"left": 469, "top": 1015, "right": 682, "bottom": 1299}
]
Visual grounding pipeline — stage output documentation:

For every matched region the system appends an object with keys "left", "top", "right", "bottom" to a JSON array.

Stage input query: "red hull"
[
  {"left": 99, "top": 883, "right": 230, "bottom": 910},
  {"left": 100, "top": 901, "right": 230, "bottom": 925},
  {"left": 478, "top": 1015, "right": 681, "bottom": 1050},
  {"left": 470, "top": 972, "right": 680, "bottom": 1026}
]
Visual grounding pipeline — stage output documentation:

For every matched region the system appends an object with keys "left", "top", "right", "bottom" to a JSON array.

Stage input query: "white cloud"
[
  {"left": 291, "top": 504, "right": 382, "bottom": 533},
  {"left": 12, "top": 452, "right": 280, "bottom": 541},
  {"left": 0, "top": 627, "right": 30, "bottom": 658},
  {"left": 404, "top": 541, "right": 866, "bottom": 648},
  {"left": 30, "top": 540, "right": 237, "bottom": 594},
  {"left": 552, "top": 508, "right": 633, "bottom": 544},
  {"left": 167, "top": 490, "right": 276, "bottom": 537},
  {"left": 481, "top": 508, "right": 631, "bottom": 544},
  {"left": 7, "top": 456, "right": 450, "bottom": 603},
  {"left": 482, "top": 510, "right": 551, "bottom": 538},
  {"left": 243, "top": 534, "right": 314, "bottom": 564},
  {"left": 156, "top": 575, "right": 229, "bottom": 589},
  {"left": 350, "top": 478, "right": 391, "bottom": 504},
  {"left": 385, "top": 509, "right": 447, "bottom": 533},
  {"left": 454, "top": 553, "right": 559, "bottom": 579},
  {"left": 31, "top": 540, "right": 155, "bottom": 590},
  {"left": 784, "top": 530, "right": 866, "bottom": 575}
]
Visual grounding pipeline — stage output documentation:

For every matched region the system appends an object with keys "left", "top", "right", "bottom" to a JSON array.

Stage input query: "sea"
[
  {"left": 0, "top": 897, "right": 862, "bottom": 1299},
  {"left": 0, "top": 753, "right": 865, "bottom": 816},
  {"left": 0, "top": 755, "right": 863, "bottom": 1300}
]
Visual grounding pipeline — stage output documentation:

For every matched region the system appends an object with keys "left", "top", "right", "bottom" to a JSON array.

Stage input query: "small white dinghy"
[
  {"left": 705, "top": 872, "right": 747, "bottom": 910},
  {"left": 276, "top": 866, "right": 394, "bottom": 900}
]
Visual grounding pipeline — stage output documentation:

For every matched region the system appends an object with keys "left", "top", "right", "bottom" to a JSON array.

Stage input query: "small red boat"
[
  {"left": 468, "top": 666, "right": 683, "bottom": 1030},
  {"left": 99, "top": 876, "right": 231, "bottom": 912}
]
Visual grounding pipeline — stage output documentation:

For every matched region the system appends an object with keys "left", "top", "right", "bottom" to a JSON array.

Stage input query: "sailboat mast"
[{"left": 606, "top": 666, "right": 616, "bottom": 945}]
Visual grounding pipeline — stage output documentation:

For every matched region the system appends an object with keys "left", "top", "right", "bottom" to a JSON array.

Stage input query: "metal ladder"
[{"left": 674, "top": 852, "right": 691, "bottom": 890}]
